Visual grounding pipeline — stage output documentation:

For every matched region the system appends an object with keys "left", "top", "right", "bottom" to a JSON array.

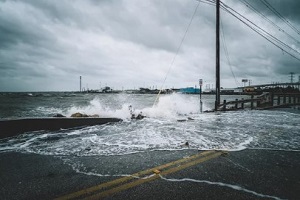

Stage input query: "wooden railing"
[{"left": 217, "top": 93, "right": 300, "bottom": 111}]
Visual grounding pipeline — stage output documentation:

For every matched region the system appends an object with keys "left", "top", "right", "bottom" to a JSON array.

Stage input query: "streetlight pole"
[{"left": 199, "top": 79, "right": 203, "bottom": 113}]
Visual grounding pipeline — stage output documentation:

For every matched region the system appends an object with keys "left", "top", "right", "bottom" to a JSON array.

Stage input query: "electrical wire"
[
  {"left": 196, "top": 0, "right": 215, "bottom": 6},
  {"left": 153, "top": 1, "right": 200, "bottom": 106},
  {"left": 220, "top": 3, "right": 300, "bottom": 62},
  {"left": 199, "top": 0, "right": 300, "bottom": 62},
  {"left": 240, "top": 0, "right": 300, "bottom": 44},
  {"left": 260, "top": 0, "right": 300, "bottom": 35},
  {"left": 220, "top": 17, "right": 241, "bottom": 87},
  {"left": 220, "top": 1, "right": 300, "bottom": 56}
]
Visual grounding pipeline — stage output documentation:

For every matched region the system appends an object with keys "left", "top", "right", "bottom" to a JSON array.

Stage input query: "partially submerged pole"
[
  {"left": 215, "top": 0, "right": 220, "bottom": 110},
  {"left": 223, "top": 100, "right": 226, "bottom": 111}
]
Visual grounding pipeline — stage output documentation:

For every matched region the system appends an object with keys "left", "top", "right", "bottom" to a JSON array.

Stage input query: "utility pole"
[
  {"left": 242, "top": 79, "right": 248, "bottom": 87},
  {"left": 80, "top": 76, "right": 82, "bottom": 92},
  {"left": 215, "top": 0, "right": 220, "bottom": 110}
]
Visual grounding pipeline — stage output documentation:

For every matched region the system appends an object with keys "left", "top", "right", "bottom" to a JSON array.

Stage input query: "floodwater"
[{"left": 0, "top": 92, "right": 299, "bottom": 156}]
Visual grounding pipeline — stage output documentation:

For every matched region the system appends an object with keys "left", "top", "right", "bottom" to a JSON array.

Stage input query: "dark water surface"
[
  {"left": 0, "top": 92, "right": 299, "bottom": 200},
  {"left": 0, "top": 92, "right": 299, "bottom": 176}
]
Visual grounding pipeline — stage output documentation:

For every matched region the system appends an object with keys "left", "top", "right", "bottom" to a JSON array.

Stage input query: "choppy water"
[{"left": 0, "top": 92, "right": 299, "bottom": 157}]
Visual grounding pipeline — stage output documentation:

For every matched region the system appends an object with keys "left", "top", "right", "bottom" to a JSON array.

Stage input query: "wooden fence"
[{"left": 217, "top": 93, "right": 300, "bottom": 111}]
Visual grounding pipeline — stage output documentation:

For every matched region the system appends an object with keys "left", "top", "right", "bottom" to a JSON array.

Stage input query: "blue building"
[{"left": 179, "top": 87, "right": 200, "bottom": 94}]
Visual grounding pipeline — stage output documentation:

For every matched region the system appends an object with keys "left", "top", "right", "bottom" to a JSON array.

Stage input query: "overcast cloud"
[{"left": 0, "top": 0, "right": 299, "bottom": 91}]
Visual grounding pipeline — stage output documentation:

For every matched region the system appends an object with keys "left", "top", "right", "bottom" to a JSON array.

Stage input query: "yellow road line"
[
  {"left": 55, "top": 150, "right": 219, "bottom": 200},
  {"left": 88, "top": 151, "right": 223, "bottom": 199}
]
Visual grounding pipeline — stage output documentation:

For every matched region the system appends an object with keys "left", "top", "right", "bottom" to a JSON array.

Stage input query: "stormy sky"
[{"left": 0, "top": 0, "right": 299, "bottom": 92}]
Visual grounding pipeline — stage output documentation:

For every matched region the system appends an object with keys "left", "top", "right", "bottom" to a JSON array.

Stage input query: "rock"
[
  {"left": 85, "top": 147, "right": 92, "bottom": 151},
  {"left": 71, "top": 113, "right": 99, "bottom": 117},
  {"left": 180, "top": 141, "right": 189, "bottom": 148},
  {"left": 131, "top": 112, "right": 145, "bottom": 120},
  {"left": 71, "top": 112, "right": 88, "bottom": 118},
  {"left": 136, "top": 113, "right": 145, "bottom": 120},
  {"left": 71, "top": 113, "right": 82, "bottom": 117}
]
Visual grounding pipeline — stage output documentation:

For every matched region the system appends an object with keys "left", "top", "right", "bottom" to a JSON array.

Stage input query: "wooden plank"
[{"left": 256, "top": 103, "right": 300, "bottom": 110}]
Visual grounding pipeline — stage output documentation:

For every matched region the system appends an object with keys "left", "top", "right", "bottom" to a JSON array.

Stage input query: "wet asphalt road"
[{"left": 0, "top": 149, "right": 299, "bottom": 200}]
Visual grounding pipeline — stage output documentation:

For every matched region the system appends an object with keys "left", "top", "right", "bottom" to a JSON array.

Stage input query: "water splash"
[
  {"left": 0, "top": 94, "right": 299, "bottom": 157},
  {"left": 60, "top": 93, "right": 207, "bottom": 119}
]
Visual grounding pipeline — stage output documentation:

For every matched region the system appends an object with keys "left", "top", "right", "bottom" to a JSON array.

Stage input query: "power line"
[
  {"left": 197, "top": 0, "right": 215, "bottom": 6},
  {"left": 240, "top": 0, "right": 300, "bottom": 44},
  {"left": 220, "top": 3, "right": 300, "bottom": 62},
  {"left": 199, "top": 0, "right": 300, "bottom": 62},
  {"left": 260, "top": 0, "right": 300, "bottom": 35},
  {"left": 220, "top": 18, "right": 240, "bottom": 87},
  {"left": 220, "top": 1, "right": 300, "bottom": 56},
  {"left": 153, "top": 1, "right": 201, "bottom": 106}
]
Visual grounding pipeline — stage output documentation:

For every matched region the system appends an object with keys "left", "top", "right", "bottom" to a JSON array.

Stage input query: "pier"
[{"left": 218, "top": 92, "right": 300, "bottom": 111}]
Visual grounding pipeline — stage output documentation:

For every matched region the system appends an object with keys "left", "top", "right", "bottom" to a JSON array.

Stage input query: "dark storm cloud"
[
  {"left": 219, "top": 0, "right": 300, "bottom": 84},
  {"left": 0, "top": 14, "right": 52, "bottom": 48},
  {"left": 249, "top": 0, "right": 300, "bottom": 23},
  {"left": 20, "top": 0, "right": 184, "bottom": 52},
  {"left": 0, "top": 0, "right": 299, "bottom": 91},
  {"left": 271, "top": 53, "right": 300, "bottom": 74}
]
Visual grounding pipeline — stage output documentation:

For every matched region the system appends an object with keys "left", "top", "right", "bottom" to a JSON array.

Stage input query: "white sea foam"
[
  {"left": 229, "top": 137, "right": 254, "bottom": 151},
  {"left": 159, "top": 175, "right": 286, "bottom": 200},
  {"left": 1, "top": 93, "right": 299, "bottom": 188},
  {"left": 142, "top": 94, "right": 201, "bottom": 119},
  {"left": 0, "top": 117, "right": 255, "bottom": 156},
  {"left": 61, "top": 157, "right": 135, "bottom": 178},
  {"left": 26, "top": 93, "right": 210, "bottom": 120},
  {"left": 1, "top": 94, "right": 299, "bottom": 157},
  {"left": 60, "top": 93, "right": 207, "bottom": 120},
  {"left": 35, "top": 106, "right": 64, "bottom": 115}
]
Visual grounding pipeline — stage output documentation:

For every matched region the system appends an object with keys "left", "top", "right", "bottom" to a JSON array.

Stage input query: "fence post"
[
  {"left": 289, "top": 95, "right": 291, "bottom": 104},
  {"left": 270, "top": 93, "right": 274, "bottom": 106},
  {"left": 241, "top": 98, "right": 244, "bottom": 109},
  {"left": 235, "top": 99, "right": 238, "bottom": 109},
  {"left": 223, "top": 100, "right": 226, "bottom": 111},
  {"left": 277, "top": 95, "right": 280, "bottom": 106},
  {"left": 283, "top": 94, "right": 286, "bottom": 104}
]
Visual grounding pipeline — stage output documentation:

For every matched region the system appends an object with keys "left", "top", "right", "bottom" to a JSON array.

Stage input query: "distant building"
[
  {"left": 203, "top": 89, "right": 215, "bottom": 94},
  {"left": 221, "top": 88, "right": 235, "bottom": 94},
  {"left": 234, "top": 88, "right": 243, "bottom": 93},
  {"left": 102, "top": 86, "right": 112, "bottom": 93},
  {"left": 179, "top": 87, "right": 200, "bottom": 94},
  {"left": 243, "top": 87, "right": 255, "bottom": 93}
]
